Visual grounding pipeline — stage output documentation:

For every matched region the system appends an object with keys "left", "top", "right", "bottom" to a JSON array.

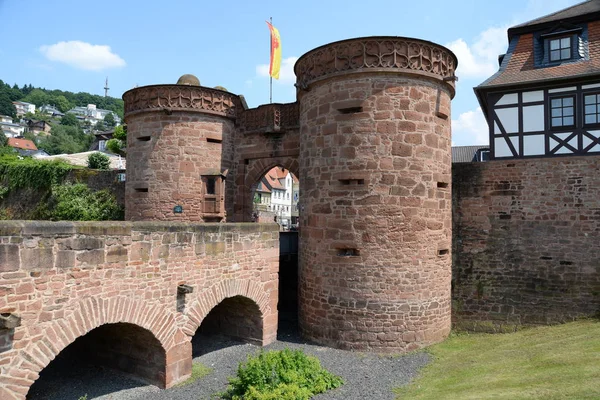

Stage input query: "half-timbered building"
[{"left": 475, "top": 0, "right": 600, "bottom": 159}]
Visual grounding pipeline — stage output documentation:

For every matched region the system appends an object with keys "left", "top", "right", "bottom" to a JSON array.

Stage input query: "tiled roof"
[
  {"left": 266, "top": 167, "right": 287, "bottom": 190},
  {"left": 7, "top": 138, "right": 37, "bottom": 151},
  {"left": 477, "top": 1, "right": 600, "bottom": 93},
  {"left": 255, "top": 180, "right": 271, "bottom": 193},
  {"left": 477, "top": 34, "right": 600, "bottom": 89},
  {"left": 269, "top": 166, "right": 288, "bottom": 179},
  {"left": 511, "top": 0, "right": 600, "bottom": 31},
  {"left": 452, "top": 145, "right": 489, "bottom": 163}
]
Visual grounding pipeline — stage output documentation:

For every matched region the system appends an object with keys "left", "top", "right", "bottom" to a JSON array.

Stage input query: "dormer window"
[
  {"left": 549, "top": 37, "right": 572, "bottom": 61},
  {"left": 537, "top": 24, "right": 584, "bottom": 67}
]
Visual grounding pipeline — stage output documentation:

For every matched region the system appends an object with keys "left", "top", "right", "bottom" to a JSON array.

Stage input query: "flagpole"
[{"left": 269, "top": 16, "right": 273, "bottom": 104}]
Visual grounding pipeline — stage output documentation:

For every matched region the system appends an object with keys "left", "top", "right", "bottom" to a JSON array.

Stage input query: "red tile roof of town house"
[
  {"left": 291, "top": 173, "right": 299, "bottom": 183},
  {"left": 265, "top": 174, "right": 285, "bottom": 190},
  {"left": 7, "top": 138, "right": 37, "bottom": 151},
  {"left": 265, "top": 167, "right": 286, "bottom": 190},
  {"left": 269, "top": 166, "right": 288, "bottom": 179},
  {"left": 255, "top": 180, "right": 271, "bottom": 193}
]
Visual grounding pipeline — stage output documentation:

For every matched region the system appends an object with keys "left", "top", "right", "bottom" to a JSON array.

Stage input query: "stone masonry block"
[
  {"left": 205, "top": 242, "right": 226, "bottom": 256},
  {"left": 55, "top": 250, "right": 76, "bottom": 268},
  {"left": 106, "top": 246, "right": 128, "bottom": 263},
  {"left": 63, "top": 237, "right": 104, "bottom": 250},
  {"left": 21, "top": 248, "right": 54, "bottom": 270},
  {"left": 76, "top": 249, "right": 105, "bottom": 266},
  {"left": 130, "top": 242, "right": 151, "bottom": 262},
  {"left": 0, "top": 245, "right": 20, "bottom": 272}
]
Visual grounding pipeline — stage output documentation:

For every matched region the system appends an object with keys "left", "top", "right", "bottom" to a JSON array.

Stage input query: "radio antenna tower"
[{"left": 104, "top": 77, "right": 109, "bottom": 97}]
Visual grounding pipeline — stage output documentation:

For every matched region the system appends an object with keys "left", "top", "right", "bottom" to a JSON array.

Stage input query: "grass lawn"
[{"left": 395, "top": 319, "right": 600, "bottom": 400}]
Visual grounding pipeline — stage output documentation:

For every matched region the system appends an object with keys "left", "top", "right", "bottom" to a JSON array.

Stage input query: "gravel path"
[{"left": 28, "top": 333, "right": 429, "bottom": 400}]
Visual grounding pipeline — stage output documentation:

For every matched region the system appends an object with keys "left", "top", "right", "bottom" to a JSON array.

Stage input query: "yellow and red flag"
[{"left": 266, "top": 21, "right": 281, "bottom": 80}]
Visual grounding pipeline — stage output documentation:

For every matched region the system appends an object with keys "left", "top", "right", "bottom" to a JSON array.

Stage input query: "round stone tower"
[
  {"left": 123, "top": 75, "right": 238, "bottom": 221},
  {"left": 295, "top": 37, "right": 457, "bottom": 352}
]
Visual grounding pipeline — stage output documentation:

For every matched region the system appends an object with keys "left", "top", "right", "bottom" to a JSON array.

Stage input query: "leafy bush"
[
  {"left": 44, "top": 183, "right": 123, "bottom": 221},
  {"left": 0, "top": 155, "right": 75, "bottom": 190},
  {"left": 87, "top": 152, "right": 110, "bottom": 170},
  {"left": 223, "top": 349, "right": 343, "bottom": 400}
]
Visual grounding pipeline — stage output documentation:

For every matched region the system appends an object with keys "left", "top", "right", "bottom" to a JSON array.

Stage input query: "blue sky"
[{"left": 0, "top": 0, "right": 581, "bottom": 145}]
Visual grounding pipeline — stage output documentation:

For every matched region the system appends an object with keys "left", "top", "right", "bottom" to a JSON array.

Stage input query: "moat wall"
[{"left": 452, "top": 156, "right": 600, "bottom": 331}]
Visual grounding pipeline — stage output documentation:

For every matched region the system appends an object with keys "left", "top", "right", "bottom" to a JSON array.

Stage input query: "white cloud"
[
  {"left": 452, "top": 107, "right": 489, "bottom": 146},
  {"left": 256, "top": 56, "right": 298, "bottom": 84},
  {"left": 39, "top": 41, "right": 126, "bottom": 71},
  {"left": 447, "top": 26, "right": 507, "bottom": 80},
  {"left": 448, "top": 0, "right": 580, "bottom": 80}
]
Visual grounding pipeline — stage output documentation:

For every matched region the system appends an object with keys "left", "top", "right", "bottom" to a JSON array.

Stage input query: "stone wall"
[
  {"left": 452, "top": 156, "right": 600, "bottom": 330},
  {"left": 0, "top": 221, "right": 279, "bottom": 399}
]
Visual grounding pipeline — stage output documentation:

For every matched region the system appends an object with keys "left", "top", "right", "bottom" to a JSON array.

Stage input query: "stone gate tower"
[
  {"left": 295, "top": 37, "right": 457, "bottom": 351},
  {"left": 123, "top": 75, "right": 238, "bottom": 221}
]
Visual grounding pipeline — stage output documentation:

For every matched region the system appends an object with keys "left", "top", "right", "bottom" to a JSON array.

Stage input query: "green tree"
[
  {"left": 0, "top": 93, "right": 16, "bottom": 118},
  {"left": 103, "top": 112, "right": 116, "bottom": 128},
  {"left": 0, "top": 131, "right": 7, "bottom": 147},
  {"left": 60, "top": 113, "right": 79, "bottom": 127},
  {"left": 106, "top": 125, "right": 126, "bottom": 156},
  {"left": 24, "top": 110, "right": 51, "bottom": 122},
  {"left": 54, "top": 95, "right": 72, "bottom": 113},
  {"left": 87, "top": 152, "right": 110, "bottom": 170},
  {"left": 23, "top": 131, "right": 37, "bottom": 144},
  {"left": 94, "top": 120, "right": 107, "bottom": 132},
  {"left": 23, "top": 89, "right": 50, "bottom": 107},
  {"left": 37, "top": 125, "right": 93, "bottom": 155}
]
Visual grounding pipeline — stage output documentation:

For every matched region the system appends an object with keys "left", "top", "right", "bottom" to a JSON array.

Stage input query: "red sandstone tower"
[
  {"left": 295, "top": 37, "right": 457, "bottom": 351},
  {"left": 123, "top": 74, "right": 238, "bottom": 221}
]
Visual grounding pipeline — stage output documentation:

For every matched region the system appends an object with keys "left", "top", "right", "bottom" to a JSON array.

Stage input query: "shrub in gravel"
[{"left": 223, "top": 348, "right": 343, "bottom": 400}]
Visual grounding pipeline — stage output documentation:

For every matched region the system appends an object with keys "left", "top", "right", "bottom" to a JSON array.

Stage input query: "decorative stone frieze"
[
  {"left": 294, "top": 37, "right": 458, "bottom": 95},
  {"left": 123, "top": 85, "right": 239, "bottom": 119}
]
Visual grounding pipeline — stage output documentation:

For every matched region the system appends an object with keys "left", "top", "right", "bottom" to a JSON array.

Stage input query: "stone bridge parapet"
[{"left": 0, "top": 221, "right": 279, "bottom": 399}]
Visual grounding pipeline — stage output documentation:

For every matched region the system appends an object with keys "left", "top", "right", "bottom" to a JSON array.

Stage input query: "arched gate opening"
[
  {"left": 27, "top": 323, "right": 166, "bottom": 399},
  {"left": 248, "top": 164, "right": 300, "bottom": 339}
]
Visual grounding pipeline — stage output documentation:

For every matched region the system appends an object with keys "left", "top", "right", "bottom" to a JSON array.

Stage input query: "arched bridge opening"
[
  {"left": 192, "top": 295, "right": 263, "bottom": 356},
  {"left": 27, "top": 322, "right": 166, "bottom": 399}
]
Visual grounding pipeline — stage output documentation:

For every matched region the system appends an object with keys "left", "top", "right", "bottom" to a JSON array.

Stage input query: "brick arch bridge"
[{"left": 0, "top": 221, "right": 279, "bottom": 399}]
